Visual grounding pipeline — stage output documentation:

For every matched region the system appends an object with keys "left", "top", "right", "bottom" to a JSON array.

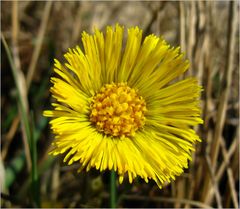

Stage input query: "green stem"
[
  {"left": 1, "top": 35, "right": 31, "bottom": 152},
  {"left": 110, "top": 170, "right": 117, "bottom": 208},
  {"left": 30, "top": 112, "right": 40, "bottom": 207},
  {"left": 1, "top": 33, "right": 40, "bottom": 207}
]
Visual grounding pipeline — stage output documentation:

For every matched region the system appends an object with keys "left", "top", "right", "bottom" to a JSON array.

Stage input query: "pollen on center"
[{"left": 90, "top": 82, "right": 147, "bottom": 137}]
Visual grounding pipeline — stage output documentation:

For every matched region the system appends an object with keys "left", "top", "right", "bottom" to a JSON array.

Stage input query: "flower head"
[{"left": 44, "top": 24, "right": 203, "bottom": 188}]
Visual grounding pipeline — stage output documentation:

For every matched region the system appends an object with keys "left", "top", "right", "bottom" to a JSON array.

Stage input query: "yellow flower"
[{"left": 43, "top": 24, "right": 203, "bottom": 188}]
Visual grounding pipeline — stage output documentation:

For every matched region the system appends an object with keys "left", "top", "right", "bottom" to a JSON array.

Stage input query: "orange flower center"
[{"left": 90, "top": 83, "right": 147, "bottom": 137}]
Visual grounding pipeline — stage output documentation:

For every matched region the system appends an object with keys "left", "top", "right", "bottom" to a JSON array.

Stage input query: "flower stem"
[{"left": 110, "top": 170, "right": 117, "bottom": 208}]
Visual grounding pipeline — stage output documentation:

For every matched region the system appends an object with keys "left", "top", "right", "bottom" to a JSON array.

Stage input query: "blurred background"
[{"left": 1, "top": 1, "right": 239, "bottom": 208}]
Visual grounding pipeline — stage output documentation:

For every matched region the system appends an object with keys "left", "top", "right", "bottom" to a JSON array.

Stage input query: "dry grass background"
[{"left": 1, "top": 1, "right": 239, "bottom": 208}]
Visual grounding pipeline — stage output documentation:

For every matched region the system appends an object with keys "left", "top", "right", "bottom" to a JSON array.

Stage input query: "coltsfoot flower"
[{"left": 44, "top": 24, "right": 203, "bottom": 188}]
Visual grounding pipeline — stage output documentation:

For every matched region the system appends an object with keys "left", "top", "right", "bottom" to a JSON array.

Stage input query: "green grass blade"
[{"left": 1, "top": 33, "right": 40, "bottom": 207}]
